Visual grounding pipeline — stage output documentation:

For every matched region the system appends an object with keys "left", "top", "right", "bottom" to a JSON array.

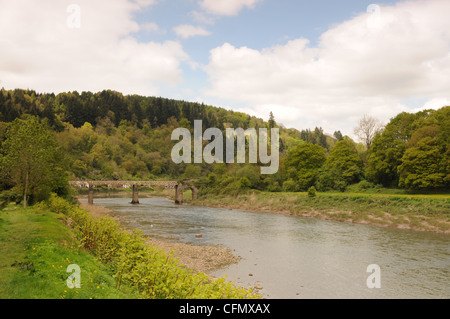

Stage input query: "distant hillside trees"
[{"left": 0, "top": 88, "right": 448, "bottom": 194}]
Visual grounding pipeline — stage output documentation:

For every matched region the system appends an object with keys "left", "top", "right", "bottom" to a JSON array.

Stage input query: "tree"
[
  {"left": 0, "top": 116, "right": 67, "bottom": 207},
  {"left": 268, "top": 112, "right": 275, "bottom": 129},
  {"left": 284, "top": 143, "right": 327, "bottom": 191},
  {"left": 365, "top": 109, "right": 447, "bottom": 187},
  {"left": 366, "top": 112, "right": 417, "bottom": 186},
  {"left": 333, "top": 131, "right": 344, "bottom": 141},
  {"left": 353, "top": 115, "right": 383, "bottom": 149},
  {"left": 319, "top": 139, "right": 363, "bottom": 190},
  {"left": 398, "top": 137, "right": 448, "bottom": 189}
]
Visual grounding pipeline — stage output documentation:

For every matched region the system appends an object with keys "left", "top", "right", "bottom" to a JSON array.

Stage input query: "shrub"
[
  {"left": 267, "top": 182, "right": 282, "bottom": 192},
  {"left": 47, "top": 193, "right": 72, "bottom": 215},
  {"left": 358, "top": 180, "right": 374, "bottom": 190},
  {"left": 283, "top": 179, "right": 298, "bottom": 192},
  {"left": 307, "top": 186, "right": 317, "bottom": 198},
  {"left": 239, "top": 177, "right": 251, "bottom": 189}
]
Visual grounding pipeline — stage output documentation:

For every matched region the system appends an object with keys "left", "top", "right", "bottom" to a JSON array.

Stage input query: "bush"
[
  {"left": 47, "top": 193, "right": 72, "bottom": 215},
  {"left": 283, "top": 179, "right": 298, "bottom": 192},
  {"left": 239, "top": 177, "right": 251, "bottom": 189},
  {"left": 358, "top": 180, "right": 374, "bottom": 190},
  {"left": 307, "top": 186, "right": 317, "bottom": 198},
  {"left": 267, "top": 182, "right": 282, "bottom": 192}
]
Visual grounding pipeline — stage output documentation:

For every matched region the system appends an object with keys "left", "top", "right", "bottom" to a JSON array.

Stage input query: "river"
[{"left": 80, "top": 196, "right": 450, "bottom": 299}]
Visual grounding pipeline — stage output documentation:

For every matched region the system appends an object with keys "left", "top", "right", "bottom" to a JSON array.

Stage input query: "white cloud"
[
  {"left": 173, "top": 24, "right": 212, "bottom": 39},
  {"left": 199, "top": 0, "right": 262, "bottom": 16},
  {"left": 0, "top": 0, "right": 189, "bottom": 96},
  {"left": 203, "top": 0, "right": 450, "bottom": 135},
  {"left": 140, "top": 22, "right": 160, "bottom": 33},
  {"left": 189, "top": 10, "right": 216, "bottom": 25}
]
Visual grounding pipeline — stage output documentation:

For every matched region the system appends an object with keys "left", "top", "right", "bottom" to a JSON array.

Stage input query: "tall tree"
[
  {"left": 268, "top": 112, "right": 275, "bottom": 129},
  {"left": 353, "top": 115, "right": 384, "bottom": 149},
  {"left": 0, "top": 116, "right": 67, "bottom": 207}
]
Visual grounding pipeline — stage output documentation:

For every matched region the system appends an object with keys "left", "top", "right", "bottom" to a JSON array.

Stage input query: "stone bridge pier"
[{"left": 175, "top": 181, "right": 198, "bottom": 205}]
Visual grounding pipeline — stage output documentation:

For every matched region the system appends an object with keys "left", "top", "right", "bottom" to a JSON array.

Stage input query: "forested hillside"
[{"left": 0, "top": 88, "right": 448, "bottom": 206}]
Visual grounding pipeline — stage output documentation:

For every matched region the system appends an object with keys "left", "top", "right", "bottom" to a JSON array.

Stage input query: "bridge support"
[
  {"left": 131, "top": 185, "right": 139, "bottom": 204},
  {"left": 175, "top": 181, "right": 198, "bottom": 205},
  {"left": 88, "top": 184, "right": 94, "bottom": 205}
]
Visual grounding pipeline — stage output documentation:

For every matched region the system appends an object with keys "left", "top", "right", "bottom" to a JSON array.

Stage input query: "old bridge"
[{"left": 69, "top": 180, "right": 198, "bottom": 205}]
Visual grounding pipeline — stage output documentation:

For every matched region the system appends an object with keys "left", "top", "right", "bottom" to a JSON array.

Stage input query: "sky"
[{"left": 1, "top": 0, "right": 449, "bottom": 138}]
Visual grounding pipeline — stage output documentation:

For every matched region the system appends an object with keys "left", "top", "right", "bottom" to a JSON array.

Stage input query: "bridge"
[{"left": 69, "top": 180, "right": 198, "bottom": 205}]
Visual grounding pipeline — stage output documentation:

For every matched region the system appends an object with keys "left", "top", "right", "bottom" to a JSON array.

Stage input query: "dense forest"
[{"left": 0, "top": 88, "right": 448, "bottom": 205}]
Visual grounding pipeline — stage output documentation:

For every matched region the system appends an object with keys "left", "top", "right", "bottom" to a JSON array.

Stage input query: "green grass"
[{"left": 0, "top": 203, "right": 138, "bottom": 299}]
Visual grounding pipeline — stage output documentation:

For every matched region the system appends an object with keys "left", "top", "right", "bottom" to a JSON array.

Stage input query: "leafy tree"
[
  {"left": 333, "top": 131, "right": 344, "bottom": 141},
  {"left": 0, "top": 116, "right": 68, "bottom": 207},
  {"left": 398, "top": 137, "right": 448, "bottom": 189},
  {"left": 366, "top": 112, "right": 418, "bottom": 187},
  {"left": 367, "top": 108, "right": 449, "bottom": 188},
  {"left": 325, "top": 139, "right": 363, "bottom": 185},
  {"left": 284, "top": 143, "right": 326, "bottom": 191},
  {"left": 397, "top": 110, "right": 450, "bottom": 190}
]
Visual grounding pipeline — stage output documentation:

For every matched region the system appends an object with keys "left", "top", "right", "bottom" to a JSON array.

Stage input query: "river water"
[{"left": 81, "top": 196, "right": 449, "bottom": 299}]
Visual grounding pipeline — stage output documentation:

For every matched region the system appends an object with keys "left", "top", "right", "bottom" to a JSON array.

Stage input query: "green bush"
[
  {"left": 47, "top": 193, "right": 72, "bottom": 215},
  {"left": 239, "top": 177, "right": 251, "bottom": 189},
  {"left": 307, "top": 186, "right": 317, "bottom": 198},
  {"left": 361, "top": 180, "right": 373, "bottom": 189},
  {"left": 283, "top": 179, "right": 298, "bottom": 192}
]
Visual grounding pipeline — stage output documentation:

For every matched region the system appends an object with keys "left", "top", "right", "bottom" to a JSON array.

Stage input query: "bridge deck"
[{"left": 69, "top": 181, "right": 178, "bottom": 188}]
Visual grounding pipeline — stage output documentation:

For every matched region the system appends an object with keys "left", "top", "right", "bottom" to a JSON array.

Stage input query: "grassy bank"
[
  {"left": 191, "top": 192, "right": 450, "bottom": 234},
  {"left": 0, "top": 195, "right": 258, "bottom": 299},
  {"left": 0, "top": 204, "right": 138, "bottom": 299}
]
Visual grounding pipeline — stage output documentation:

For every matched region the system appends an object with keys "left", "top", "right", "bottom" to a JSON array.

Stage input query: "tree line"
[{"left": 0, "top": 88, "right": 448, "bottom": 206}]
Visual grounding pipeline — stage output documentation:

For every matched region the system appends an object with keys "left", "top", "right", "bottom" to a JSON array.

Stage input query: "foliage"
[
  {"left": 0, "top": 88, "right": 448, "bottom": 193},
  {"left": 284, "top": 143, "right": 327, "bottom": 191},
  {"left": 367, "top": 107, "right": 449, "bottom": 190},
  {"left": 307, "top": 186, "right": 316, "bottom": 198},
  {"left": 398, "top": 137, "right": 448, "bottom": 189},
  {"left": 283, "top": 179, "right": 298, "bottom": 192},
  {"left": 321, "top": 139, "right": 363, "bottom": 188},
  {"left": 0, "top": 116, "right": 68, "bottom": 206}
]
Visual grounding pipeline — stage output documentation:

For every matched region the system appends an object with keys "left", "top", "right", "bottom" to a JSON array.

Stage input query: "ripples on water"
[{"left": 81, "top": 197, "right": 450, "bottom": 299}]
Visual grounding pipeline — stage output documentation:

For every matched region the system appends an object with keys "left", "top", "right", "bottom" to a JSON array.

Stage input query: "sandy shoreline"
[{"left": 78, "top": 200, "right": 240, "bottom": 274}]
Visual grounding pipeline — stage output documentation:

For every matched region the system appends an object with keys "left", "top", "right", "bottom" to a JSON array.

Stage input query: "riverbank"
[
  {"left": 78, "top": 201, "right": 241, "bottom": 274},
  {"left": 191, "top": 192, "right": 450, "bottom": 234}
]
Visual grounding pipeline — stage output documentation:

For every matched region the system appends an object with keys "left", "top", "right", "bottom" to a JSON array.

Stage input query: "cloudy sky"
[{"left": 1, "top": 0, "right": 449, "bottom": 137}]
